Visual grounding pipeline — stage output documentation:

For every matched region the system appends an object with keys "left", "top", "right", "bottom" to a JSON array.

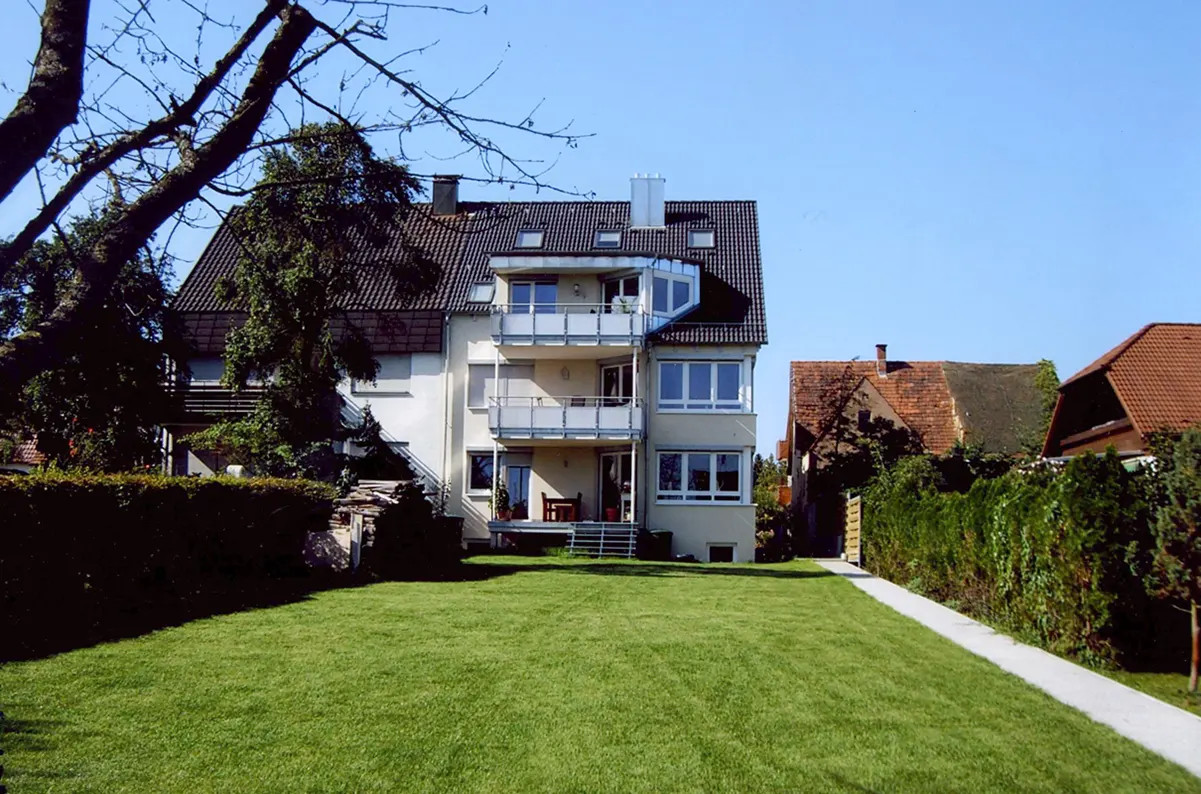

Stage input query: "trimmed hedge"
[
  {"left": 863, "top": 452, "right": 1165, "bottom": 666},
  {"left": 1, "top": 472, "right": 335, "bottom": 654}
]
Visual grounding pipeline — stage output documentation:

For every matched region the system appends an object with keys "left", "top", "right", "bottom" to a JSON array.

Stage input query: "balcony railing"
[
  {"left": 488, "top": 395, "right": 644, "bottom": 440},
  {"left": 171, "top": 383, "right": 265, "bottom": 418},
  {"left": 489, "top": 303, "right": 647, "bottom": 346}
]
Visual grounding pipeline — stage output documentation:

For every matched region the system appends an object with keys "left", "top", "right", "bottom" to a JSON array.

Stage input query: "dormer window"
[
  {"left": 687, "top": 229, "right": 715, "bottom": 248},
  {"left": 594, "top": 229, "right": 622, "bottom": 248},
  {"left": 652, "top": 274, "right": 693, "bottom": 316},
  {"left": 515, "top": 229, "right": 544, "bottom": 249}
]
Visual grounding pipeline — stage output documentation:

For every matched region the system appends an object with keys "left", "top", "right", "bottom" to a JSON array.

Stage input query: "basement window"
[
  {"left": 687, "top": 229, "right": 715, "bottom": 248},
  {"left": 515, "top": 229, "right": 545, "bottom": 249},
  {"left": 467, "top": 281, "right": 495, "bottom": 303},
  {"left": 708, "top": 544, "right": 735, "bottom": 563},
  {"left": 594, "top": 229, "right": 622, "bottom": 248}
]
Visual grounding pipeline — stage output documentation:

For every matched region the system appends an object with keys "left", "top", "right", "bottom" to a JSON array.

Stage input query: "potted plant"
[
  {"left": 511, "top": 500, "right": 528, "bottom": 520},
  {"left": 490, "top": 482, "right": 512, "bottom": 521}
]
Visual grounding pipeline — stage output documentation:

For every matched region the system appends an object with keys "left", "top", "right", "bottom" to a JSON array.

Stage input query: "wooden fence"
[{"left": 845, "top": 495, "right": 862, "bottom": 565}]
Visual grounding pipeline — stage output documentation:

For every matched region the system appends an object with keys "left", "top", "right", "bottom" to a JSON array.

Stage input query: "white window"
[
  {"left": 651, "top": 274, "right": 692, "bottom": 316},
  {"left": 658, "top": 361, "right": 743, "bottom": 411},
  {"left": 351, "top": 355, "right": 412, "bottom": 394},
  {"left": 687, "top": 229, "right": 715, "bottom": 248},
  {"left": 594, "top": 229, "right": 622, "bottom": 248},
  {"left": 515, "top": 229, "right": 545, "bottom": 249},
  {"left": 467, "top": 281, "right": 495, "bottom": 303},
  {"left": 468, "top": 363, "right": 535, "bottom": 408},
  {"left": 467, "top": 453, "right": 494, "bottom": 493},
  {"left": 657, "top": 451, "right": 742, "bottom": 503}
]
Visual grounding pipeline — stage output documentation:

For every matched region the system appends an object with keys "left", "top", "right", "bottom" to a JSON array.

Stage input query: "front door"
[{"left": 599, "top": 451, "right": 633, "bottom": 522}]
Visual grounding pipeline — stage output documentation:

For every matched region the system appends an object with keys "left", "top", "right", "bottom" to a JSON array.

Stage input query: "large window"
[
  {"left": 510, "top": 281, "right": 557, "bottom": 314},
  {"left": 651, "top": 274, "right": 691, "bottom": 316},
  {"left": 351, "top": 354, "right": 412, "bottom": 394},
  {"left": 657, "top": 452, "right": 742, "bottom": 502},
  {"left": 658, "top": 361, "right": 743, "bottom": 411}
]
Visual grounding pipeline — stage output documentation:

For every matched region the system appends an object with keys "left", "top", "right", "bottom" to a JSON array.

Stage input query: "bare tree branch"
[{"left": 0, "top": 0, "right": 91, "bottom": 202}]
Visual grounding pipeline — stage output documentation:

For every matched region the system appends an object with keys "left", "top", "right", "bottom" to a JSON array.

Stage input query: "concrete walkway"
[{"left": 817, "top": 559, "right": 1201, "bottom": 778}]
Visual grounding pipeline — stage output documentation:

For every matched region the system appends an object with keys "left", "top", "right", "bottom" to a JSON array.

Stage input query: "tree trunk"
[
  {"left": 1191, "top": 599, "right": 1198, "bottom": 694},
  {"left": 0, "top": 0, "right": 90, "bottom": 202},
  {"left": 0, "top": 5, "right": 316, "bottom": 404}
]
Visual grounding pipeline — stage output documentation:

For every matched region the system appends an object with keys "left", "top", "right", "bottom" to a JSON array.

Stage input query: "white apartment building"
[{"left": 169, "top": 176, "right": 768, "bottom": 562}]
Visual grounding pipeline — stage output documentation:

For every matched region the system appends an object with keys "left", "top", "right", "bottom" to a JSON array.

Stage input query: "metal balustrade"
[
  {"left": 489, "top": 302, "right": 648, "bottom": 346},
  {"left": 487, "top": 395, "right": 644, "bottom": 440}
]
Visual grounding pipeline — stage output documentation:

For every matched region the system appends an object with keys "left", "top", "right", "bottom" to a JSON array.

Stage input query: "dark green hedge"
[
  {"left": 863, "top": 452, "right": 1165, "bottom": 666},
  {"left": 1, "top": 472, "right": 335, "bottom": 655}
]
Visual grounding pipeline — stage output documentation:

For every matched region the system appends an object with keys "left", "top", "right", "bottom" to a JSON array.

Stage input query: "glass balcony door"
[
  {"left": 511, "top": 281, "right": 558, "bottom": 314},
  {"left": 602, "top": 276, "right": 639, "bottom": 313},
  {"left": 599, "top": 451, "right": 633, "bottom": 522},
  {"left": 601, "top": 363, "right": 634, "bottom": 407}
]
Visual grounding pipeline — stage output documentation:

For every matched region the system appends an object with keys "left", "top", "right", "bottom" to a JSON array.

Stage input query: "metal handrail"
[
  {"left": 488, "top": 395, "right": 644, "bottom": 408},
  {"left": 489, "top": 302, "right": 645, "bottom": 315}
]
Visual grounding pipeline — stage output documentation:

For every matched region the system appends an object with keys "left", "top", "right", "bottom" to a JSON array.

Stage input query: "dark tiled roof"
[
  {"left": 182, "top": 310, "right": 442, "bottom": 355},
  {"left": 941, "top": 362, "right": 1044, "bottom": 454},
  {"left": 1060, "top": 323, "right": 1201, "bottom": 436},
  {"left": 174, "top": 199, "right": 766, "bottom": 350}
]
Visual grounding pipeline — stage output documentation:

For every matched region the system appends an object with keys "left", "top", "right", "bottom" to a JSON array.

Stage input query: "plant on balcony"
[{"left": 490, "top": 481, "right": 511, "bottom": 521}]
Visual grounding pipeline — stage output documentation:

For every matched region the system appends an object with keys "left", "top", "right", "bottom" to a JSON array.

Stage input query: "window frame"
[
  {"left": 593, "top": 229, "right": 622, "bottom": 248},
  {"left": 466, "top": 281, "right": 496, "bottom": 303},
  {"left": 466, "top": 452, "right": 495, "bottom": 495},
  {"left": 687, "top": 229, "right": 716, "bottom": 248},
  {"left": 656, "top": 450, "right": 744, "bottom": 504},
  {"left": 651, "top": 273, "right": 693, "bottom": 317},
  {"left": 350, "top": 354, "right": 413, "bottom": 395},
  {"left": 657, "top": 360, "right": 745, "bottom": 412},
  {"left": 509, "top": 280, "right": 558, "bottom": 314},
  {"left": 515, "top": 229, "right": 545, "bottom": 249}
]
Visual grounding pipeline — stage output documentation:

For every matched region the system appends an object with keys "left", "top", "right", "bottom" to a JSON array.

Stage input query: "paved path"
[{"left": 817, "top": 559, "right": 1201, "bottom": 778}]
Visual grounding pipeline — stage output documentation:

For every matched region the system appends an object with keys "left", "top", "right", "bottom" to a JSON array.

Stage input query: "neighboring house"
[
  {"left": 0, "top": 437, "right": 46, "bottom": 473},
  {"left": 779, "top": 345, "right": 1045, "bottom": 547},
  {"left": 167, "top": 175, "right": 767, "bottom": 562},
  {"left": 1042, "top": 323, "right": 1201, "bottom": 459}
]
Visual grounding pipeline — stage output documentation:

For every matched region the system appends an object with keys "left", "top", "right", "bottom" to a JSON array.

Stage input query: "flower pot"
[
  {"left": 498, "top": 509, "right": 512, "bottom": 521},
  {"left": 604, "top": 507, "right": 619, "bottom": 522}
]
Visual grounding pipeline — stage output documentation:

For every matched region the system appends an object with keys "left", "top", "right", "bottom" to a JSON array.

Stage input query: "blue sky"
[{"left": 3, "top": 1, "right": 1200, "bottom": 452}]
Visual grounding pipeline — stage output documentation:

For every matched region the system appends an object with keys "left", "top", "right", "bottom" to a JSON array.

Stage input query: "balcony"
[
  {"left": 171, "top": 384, "right": 265, "bottom": 419},
  {"left": 490, "top": 303, "right": 647, "bottom": 348},
  {"left": 488, "top": 396, "right": 644, "bottom": 442}
]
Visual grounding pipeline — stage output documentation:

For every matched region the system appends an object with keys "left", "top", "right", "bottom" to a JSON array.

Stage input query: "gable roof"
[
  {"left": 1059, "top": 323, "right": 1201, "bottom": 436},
  {"left": 173, "top": 199, "right": 766, "bottom": 348},
  {"left": 787, "top": 360, "right": 959, "bottom": 454},
  {"left": 787, "top": 359, "right": 1046, "bottom": 456},
  {"left": 941, "top": 362, "right": 1044, "bottom": 453}
]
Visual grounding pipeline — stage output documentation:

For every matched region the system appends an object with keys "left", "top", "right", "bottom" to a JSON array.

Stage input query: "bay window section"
[
  {"left": 657, "top": 361, "right": 745, "bottom": 411},
  {"left": 657, "top": 451, "right": 743, "bottom": 503}
]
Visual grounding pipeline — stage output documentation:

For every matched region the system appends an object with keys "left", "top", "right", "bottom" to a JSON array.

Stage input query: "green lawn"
[{"left": 2, "top": 558, "right": 1198, "bottom": 793}]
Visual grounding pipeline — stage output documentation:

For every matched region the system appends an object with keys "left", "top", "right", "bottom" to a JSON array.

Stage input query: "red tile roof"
[
  {"left": 788, "top": 360, "right": 959, "bottom": 454},
  {"left": 12, "top": 438, "right": 46, "bottom": 466},
  {"left": 1061, "top": 323, "right": 1201, "bottom": 437}
]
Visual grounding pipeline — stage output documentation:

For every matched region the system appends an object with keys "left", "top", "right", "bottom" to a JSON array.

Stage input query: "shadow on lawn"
[{"left": 1, "top": 564, "right": 513, "bottom": 664}]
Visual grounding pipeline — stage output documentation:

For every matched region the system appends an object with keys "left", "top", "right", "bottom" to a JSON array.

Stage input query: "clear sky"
[{"left": 3, "top": 1, "right": 1200, "bottom": 453}]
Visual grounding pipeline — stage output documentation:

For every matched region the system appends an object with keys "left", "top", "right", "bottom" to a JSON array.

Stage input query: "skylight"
[
  {"left": 466, "top": 281, "right": 496, "bottom": 303},
  {"left": 687, "top": 229, "right": 715, "bottom": 249},
  {"left": 515, "top": 229, "right": 545, "bottom": 249},
  {"left": 594, "top": 229, "right": 622, "bottom": 248}
]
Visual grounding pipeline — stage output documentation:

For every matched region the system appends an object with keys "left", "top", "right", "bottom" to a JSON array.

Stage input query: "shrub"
[
  {"left": 366, "top": 481, "right": 462, "bottom": 579},
  {"left": 0, "top": 472, "right": 335, "bottom": 657},
  {"left": 863, "top": 450, "right": 1160, "bottom": 666}
]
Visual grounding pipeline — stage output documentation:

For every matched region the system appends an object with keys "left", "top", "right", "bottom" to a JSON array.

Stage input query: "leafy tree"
[
  {"left": 184, "top": 123, "right": 437, "bottom": 478},
  {"left": 1, "top": 211, "right": 179, "bottom": 469},
  {"left": 1147, "top": 427, "right": 1201, "bottom": 693},
  {"left": 753, "top": 454, "right": 790, "bottom": 560}
]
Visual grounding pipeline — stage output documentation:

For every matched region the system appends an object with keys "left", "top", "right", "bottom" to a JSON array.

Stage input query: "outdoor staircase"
[{"left": 567, "top": 525, "right": 638, "bottom": 558}]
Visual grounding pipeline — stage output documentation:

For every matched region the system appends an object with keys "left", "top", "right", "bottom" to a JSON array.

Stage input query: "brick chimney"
[
  {"left": 432, "top": 175, "right": 459, "bottom": 216},
  {"left": 876, "top": 344, "right": 888, "bottom": 378}
]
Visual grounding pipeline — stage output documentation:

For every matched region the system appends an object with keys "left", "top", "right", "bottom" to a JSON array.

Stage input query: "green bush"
[
  {"left": 863, "top": 451, "right": 1160, "bottom": 666},
  {"left": 366, "top": 482, "right": 462, "bottom": 579},
  {"left": 0, "top": 472, "right": 335, "bottom": 647}
]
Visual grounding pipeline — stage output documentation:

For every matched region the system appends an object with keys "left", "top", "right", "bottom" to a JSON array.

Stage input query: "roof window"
[
  {"left": 466, "top": 281, "right": 496, "bottom": 303},
  {"left": 687, "top": 229, "right": 715, "bottom": 249},
  {"left": 515, "top": 229, "right": 544, "bottom": 249},
  {"left": 594, "top": 229, "right": 622, "bottom": 248}
]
